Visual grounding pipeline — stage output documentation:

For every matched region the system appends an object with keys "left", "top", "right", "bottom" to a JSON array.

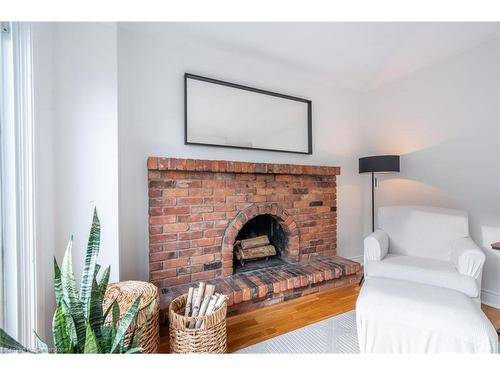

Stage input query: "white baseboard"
[
  {"left": 348, "top": 255, "right": 364, "bottom": 265},
  {"left": 481, "top": 288, "right": 500, "bottom": 309}
]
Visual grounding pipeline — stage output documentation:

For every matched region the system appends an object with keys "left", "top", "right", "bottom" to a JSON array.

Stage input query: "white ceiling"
[{"left": 120, "top": 22, "right": 499, "bottom": 91}]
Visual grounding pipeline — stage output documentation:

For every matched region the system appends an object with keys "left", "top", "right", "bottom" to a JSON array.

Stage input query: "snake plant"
[{"left": 0, "top": 208, "right": 154, "bottom": 353}]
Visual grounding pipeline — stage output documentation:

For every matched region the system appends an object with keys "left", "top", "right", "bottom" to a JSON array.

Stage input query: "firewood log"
[
  {"left": 192, "top": 288, "right": 199, "bottom": 309},
  {"left": 198, "top": 285, "right": 215, "bottom": 317},
  {"left": 194, "top": 285, "right": 216, "bottom": 328},
  {"left": 234, "top": 245, "right": 243, "bottom": 260},
  {"left": 200, "top": 293, "right": 227, "bottom": 328},
  {"left": 188, "top": 282, "right": 205, "bottom": 328},
  {"left": 186, "top": 288, "right": 198, "bottom": 327},
  {"left": 184, "top": 287, "right": 194, "bottom": 317},
  {"left": 214, "top": 293, "right": 227, "bottom": 310},
  {"left": 238, "top": 244, "right": 276, "bottom": 260},
  {"left": 203, "top": 294, "right": 219, "bottom": 317},
  {"left": 200, "top": 294, "right": 220, "bottom": 329},
  {"left": 240, "top": 235, "right": 269, "bottom": 250}
]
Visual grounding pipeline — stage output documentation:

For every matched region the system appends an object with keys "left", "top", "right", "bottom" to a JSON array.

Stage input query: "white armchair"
[{"left": 364, "top": 206, "right": 485, "bottom": 303}]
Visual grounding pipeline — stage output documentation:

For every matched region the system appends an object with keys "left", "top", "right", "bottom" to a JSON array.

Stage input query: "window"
[{"left": 0, "top": 22, "right": 36, "bottom": 348}]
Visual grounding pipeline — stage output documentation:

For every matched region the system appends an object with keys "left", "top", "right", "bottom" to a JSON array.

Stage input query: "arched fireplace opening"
[{"left": 233, "top": 214, "right": 287, "bottom": 273}]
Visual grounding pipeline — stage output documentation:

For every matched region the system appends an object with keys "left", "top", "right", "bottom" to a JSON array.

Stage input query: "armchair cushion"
[
  {"left": 364, "top": 230, "right": 389, "bottom": 263},
  {"left": 365, "top": 254, "right": 480, "bottom": 298},
  {"left": 450, "top": 237, "right": 485, "bottom": 280}
]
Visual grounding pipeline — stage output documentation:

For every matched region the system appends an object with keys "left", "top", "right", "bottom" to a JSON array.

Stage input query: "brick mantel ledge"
[{"left": 147, "top": 157, "right": 341, "bottom": 176}]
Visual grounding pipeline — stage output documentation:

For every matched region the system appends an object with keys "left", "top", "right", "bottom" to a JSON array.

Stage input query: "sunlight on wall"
[{"left": 376, "top": 177, "right": 457, "bottom": 208}]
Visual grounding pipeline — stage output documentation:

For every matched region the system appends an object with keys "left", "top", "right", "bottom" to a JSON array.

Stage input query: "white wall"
[
  {"left": 117, "top": 26, "right": 366, "bottom": 281},
  {"left": 361, "top": 40, "right": 500, "bottom": 307},
  {"left": 50, "top": 23, "right": 120, "bottom": 283},
  {"left": 32, "top": 22, "right": 56, "bottom": 343},
  {"left": 33, "top": 22, "right": 120, "bottom": 340},
  {"left": 51, "top": 22, "right": 120, "bottom": 284}
]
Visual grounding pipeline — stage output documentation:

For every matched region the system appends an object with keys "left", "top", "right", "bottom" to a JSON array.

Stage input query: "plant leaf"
[
  {"left": 126, "top": 299, "right": 155, "bottom": 353},
  {"left": 83, "top": 323, "right": 99, "bottom": 353},
  {"left": 94, "top": 263, "right": 101, "bottom": 278},
  {"left": 80, "top": 208, "right": 101, "bottom": 319},
  {"left": 87, "top": 272, "right": 104, "bottom": 343},
  {"left": 146, "top": 299, "right": 156, "bottom": 320},
  {"left": 34, "top": 331, "right": 49, "bottom": 353},
  {"left": 60, "top": 237, "right": 86, "bottom": 351},
  {"left": 103, "top": 296, "right": 117, "bottom": 323},
  {"left": 98, "top": 265, "right": 110, "bottom": 298},
  {"left": 53, "top": 257, "right": 62, "bottom": 305},
  {"left": 52, "top": 303, "right": 71, "bottom": 353},
  {"left": 111, "top": 295, "right": 142, "bottom": 353},
  {"left": 0, "top": 328, "right": 32, "bottom": 353},
  {"left": 61, "top": 300, "right": 78, "bottom": 350},
  {"left": 127, "top": 325, "right": 142, "bottom": 352},
  {"left": 101, "top": 325, "right": 116, "bottom": 353},
  {"left": 125, "top": 347, "right": 143, "bottom": 354},
  {"left": 111, "top": 299, "right": 120, "bottom": 330},
  {"left": 126, "top": 300, "right": 155, "bottom": 353}
]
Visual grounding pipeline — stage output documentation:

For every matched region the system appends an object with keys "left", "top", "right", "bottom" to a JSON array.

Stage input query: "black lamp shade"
[{"left": 359, "top": 155, "right": 400, "bottom": 174}]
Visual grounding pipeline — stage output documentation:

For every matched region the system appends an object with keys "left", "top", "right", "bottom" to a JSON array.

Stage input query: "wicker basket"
[
  {"left": 169, "top": 293, "right": 228, "bottom": 354},
  {"left": 103, "top": 281, "right": 160, "bottom": 353}
]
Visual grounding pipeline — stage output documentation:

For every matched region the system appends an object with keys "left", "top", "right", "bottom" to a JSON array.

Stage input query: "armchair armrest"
[
  {"left": 450, "top": 237, "right": 485, "bottom": 280},
  {"left": 364, "top": 230, "right": 389, "bottom": 262}
]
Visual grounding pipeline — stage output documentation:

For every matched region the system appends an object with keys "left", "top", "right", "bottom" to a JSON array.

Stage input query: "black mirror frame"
[{"left": 184, "top": 73, "right": 313, "bottom": 155}]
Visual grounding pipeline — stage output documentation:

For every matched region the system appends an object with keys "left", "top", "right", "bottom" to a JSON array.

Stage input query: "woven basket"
[
  {"left": 169, "top": 293, "right": 227, "bottom": 354},
  {"left": 103, "top": 281, "right": 160, "bottom": 353}
]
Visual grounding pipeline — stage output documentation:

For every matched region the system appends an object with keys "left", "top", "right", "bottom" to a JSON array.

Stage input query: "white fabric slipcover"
[
  {"left": 364, "top": 229, "right": 389, "bottom": 262},
  {"left": 364, "top": 206, "right": 485, "bottom": 301},
  {"left": 356, "top": 277, "right": 498, "bottom": 353},
  {"left": 365, "top": 254, "right": 480, "bottom": 298},
  {"left": 377, "top": 206, "right": 469, "bottom": 261},
  {"left": 450, "top": 237, "right": 485, "bottom": 280}
]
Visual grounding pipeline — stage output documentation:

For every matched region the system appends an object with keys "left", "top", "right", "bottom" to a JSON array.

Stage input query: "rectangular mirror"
[{"left": 185, "top": 74, "right": 312, "bottom": 154}]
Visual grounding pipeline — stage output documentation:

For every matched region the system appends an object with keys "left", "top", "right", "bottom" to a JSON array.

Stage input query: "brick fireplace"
[{"left": 147, "top": 157, "right": 361, "bottom": 314}]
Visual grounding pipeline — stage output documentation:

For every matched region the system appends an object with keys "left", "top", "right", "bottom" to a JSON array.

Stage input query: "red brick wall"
[{"left": 148, "top": 157, "right": 340, "bottom": 288}]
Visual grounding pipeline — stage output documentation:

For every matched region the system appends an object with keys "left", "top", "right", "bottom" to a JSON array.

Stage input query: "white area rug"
[
  {"left": 237, "top": 310, "right": 360, "bottom": 353},
  {"left": 237, "top": 309, "right": 500, "bottom": 353}
]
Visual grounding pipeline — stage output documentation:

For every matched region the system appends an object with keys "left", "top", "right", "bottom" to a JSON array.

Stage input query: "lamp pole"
[{"left": 371, "top": 172, "right": 375, "bottom": 232}]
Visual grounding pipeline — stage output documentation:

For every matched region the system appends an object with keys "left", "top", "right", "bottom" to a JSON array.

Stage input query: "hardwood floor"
[
  {"left": 482, "top": 304, "right": 500, "bottom": 333},
  {"left": 160, "top": 283, "right": 500, "bottom": 353},
  {"left": 226, "top": 284, "right": 359, "bottom": 352}
]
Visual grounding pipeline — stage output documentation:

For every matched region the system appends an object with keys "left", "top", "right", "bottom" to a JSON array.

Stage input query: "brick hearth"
[
  {"left": 147, "top": 157, "right": 361, "bottom": 313},
  {"left": 161, "top": 256, "right": 361, "bottom": 316}
]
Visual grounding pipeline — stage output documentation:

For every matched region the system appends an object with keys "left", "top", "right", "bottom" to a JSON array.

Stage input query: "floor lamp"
[
  {"left": 359, "top": 155, "right": 400, "bottom": 232},
  {"left": 358, "top": 155, "right": 400, "bottom": 286}
]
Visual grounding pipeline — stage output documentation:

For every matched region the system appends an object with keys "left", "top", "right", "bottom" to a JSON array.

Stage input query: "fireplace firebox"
[{"left": 233, "top": 214, "right": 287, "bottom": 273}]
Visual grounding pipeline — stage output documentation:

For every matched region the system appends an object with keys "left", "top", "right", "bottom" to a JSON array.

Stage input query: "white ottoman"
[{"left": 356, "top": 277, "right": 498, "bottom": 353}]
